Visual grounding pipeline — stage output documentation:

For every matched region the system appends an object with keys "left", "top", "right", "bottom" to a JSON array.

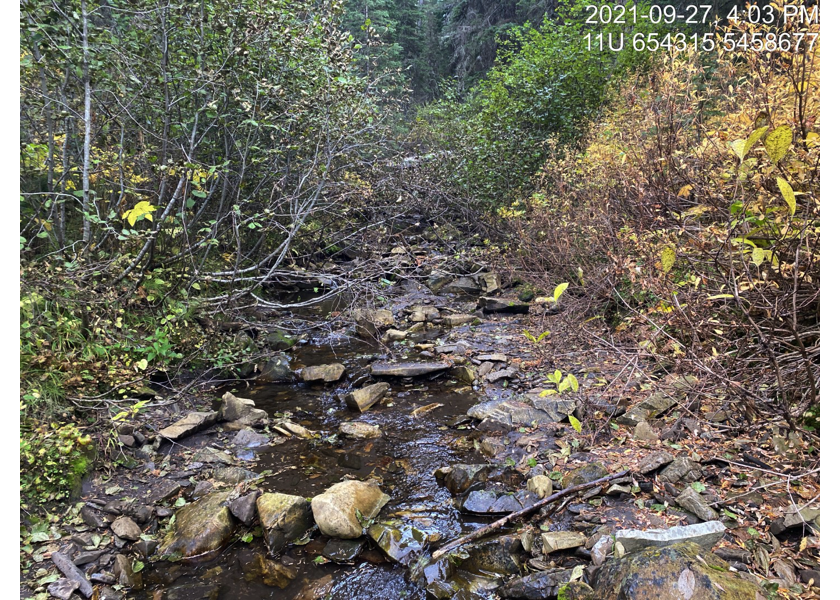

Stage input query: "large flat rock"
[
  {"left": 370, "top": 361, "right": 450, "bottom": 377},
  {"left": 159, "top": 411, "right": 218, "bottom": 441},
  {"left": 615, "top": 521, "right": 726, "bottom": 554}
]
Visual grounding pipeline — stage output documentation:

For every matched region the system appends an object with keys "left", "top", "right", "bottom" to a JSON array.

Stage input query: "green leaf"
[
  {"left": 174, "top": 497, "right": 186, "bottom": 507},
  {"left": 777, "top": 177, "right": 796, "bottom": 216},
  {"left": 730, "top": 139, "right": 747, "bottom": 161},
  {"left": 690, "top": 481, "right": 706, "bottom": 493},
  {"left": 553, "top": 283, "right": 569, "bottom": 302},
  {"left": 132, "top": 559, "right": 145, "bottom": 573},
  {"left": 660, "top": 246, "right": 676, "bottom": 274},
  {"left": 751, "top": 246, "right": 765, "bottom": 267},
  {"left": 567, "top": 374, "right": 579, "bottom": 393},
  {"left": 764, "top": 125, "right": 792, "bottom": 163},
  {"left": 569, "top": 415, "right": 582, "bottom": 433}
]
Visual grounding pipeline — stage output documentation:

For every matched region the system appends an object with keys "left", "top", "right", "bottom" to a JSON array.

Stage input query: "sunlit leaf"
[
  {"left": 553, "top": 282, "right": 569, "bottom": 302},
  {"left": 764, "top": 125, "right": 792, "bottom": 163},
  {"left": 569, "top": 415, "right": 582, "bottom": 433},
  {"left": 777, "top": 177, "right": 796, "bottom": 216},
  {"left": 660, "top": 246, "right": 676, "bottom": 274}
]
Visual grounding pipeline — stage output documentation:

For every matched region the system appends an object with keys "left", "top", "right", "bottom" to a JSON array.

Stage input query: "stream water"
[{"left": 140, "top": 336, "right": 496, "bottom": 600}]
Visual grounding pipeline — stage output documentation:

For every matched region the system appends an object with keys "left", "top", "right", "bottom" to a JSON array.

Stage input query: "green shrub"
[{"left": 20, "top": 421, "right": 95, "bottom": 507}]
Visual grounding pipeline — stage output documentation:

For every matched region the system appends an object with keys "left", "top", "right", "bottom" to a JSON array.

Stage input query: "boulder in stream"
[
  {"left": 346, "top": 382, "right": 391, "bottom": 412},
  {"left": 352, "top": 308, "right": 395, "bottom": 338},
  {"left": 479, "top": 297, "right": 530, "bottom": 314},
  {"left": 256, "top": 493, "right": 314, "bottom": 553},
  {"left": 301, "top": 363, "right": 346, "bottom": 383},
  {"left": 458, "top": 489, "right": 540, "bottom": 514},
  {"left": 265, "top": 330, "right": 299, "bottom": 351},
  {"left": 158, "top": 491, "right": 236, "bottom": 558},
  {"left": 256, "top": 354, "right": 295, "bottom": 382},
  {"left": 339, "top": 421, "right": 382, "bottom": 439},
  {"left": 311, "top": 480, "right": 390, "bottom": 539},
  {"left": 434, "top": 464, "right": 493, "bottom": 495},
  {"left": 368, "top": 520, "right": 428, "bottom": 565},
  {"left": 591, "top": 541, "right": 764, "bottom": 600}
]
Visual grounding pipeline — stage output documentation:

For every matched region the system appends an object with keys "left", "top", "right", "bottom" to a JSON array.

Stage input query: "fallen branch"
[{"left": 431, "top": 469, "right": 630, "bottom": 560}]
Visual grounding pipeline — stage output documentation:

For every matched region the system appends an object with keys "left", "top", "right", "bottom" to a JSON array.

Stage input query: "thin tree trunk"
[{"left": 81, "top": 0, "right": 92, "bottom": 246}]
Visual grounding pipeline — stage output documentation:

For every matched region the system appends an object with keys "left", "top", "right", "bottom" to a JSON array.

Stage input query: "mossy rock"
[{"left": 592, "top": 541, "right": 765, "bottom": 600}]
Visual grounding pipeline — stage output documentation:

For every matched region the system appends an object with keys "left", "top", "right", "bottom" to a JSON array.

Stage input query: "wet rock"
[
  {"left": 111, "top": 516, "right": 142, "bottom": 541},
  {"left": 459, "top": 489, "right": 540, "bottom": 514},
  {"left": 478, "top": 273, "right": 502, "bottom": 295},
  {"left": 591, "top": 535, "right": 612, "bottom": 566},
  {"left": 114, "top": 554, "right": 143, "bottom": 590},
  {"left": 219, "top": 392, "right": 260, "bottom": 422},
  {"left": 591, "top": 541, "right": 762, "bottom": 600},
  {"left": 542, "top": 531, "right": 586, "bottom": 553},
  {"left": 368, "top": 520, "right": 428, "bottom": 565},
  {"left": 134, "top": 539, "right": 158, "bottom": 558},
  {"left": 637, "top": 451, "right": 675, "bottom": 474},
  {"left": 265, "top": 330, "right": 298, "bottom": 351},
  {"left": 81, "top": 506, "right": 111, "bottom": 529},
  {"left": 561, "top": 463, "right": 609, "bottom": 488},
  {"left": 311, "top": 480, "right": 390, "bottom": 539},
  {"left": 461, "top": 534, "right": 522, "bottom": 575},
  {"left": 158, "top": 491, "right": 235, "bottom": 558},
  {"left": 346, "top": 382, "right": 391, "bottom": 412},
  {"left": 442, "top": 277, "right": 482, "bottom": 295},
  {"left": 442, "top": 314, "right": 478, "bottom": 326},
  {"left": 383, "top": 329, "right": 408, "bottom": 343},
  {"left": 73, "top": 549, "right": 106, "bottom": 566},
  {"left": 479, "top": 297, "right": 530, "bottom": 314},
  {"left": 192, "top": 480, "right": 215, "bottom": 499},
  {"left": 800, "top": 568, "right": 820, "bottom": 587},
  {"left": 322, "top": 538, "right": 366, "bottom": 563},
  {"left": 527, "top": 475, "right": 553, "bottom": 499},
  {"left": 301, "top": 363, "right": 345, "bottom": 383},
  {"left": 232, "top": 427, "right": 269, "bottom": 447},
  {"left": 467, "top": 399, "right": 552, "bottom": 429},
  {"left": 103, "top": 501, "right": 154, "bottom": 523},
  {"left": 476, "top": 353, "right": 507, "bottom": 362},
  {"left": 51, "top": 551, "right": 93, "bottom": 598},
  {"left": 498, "top": 569, "right": 574, "bottom": 599},
  {"left": 451, "top": 365, "right": 477, "bottom": 384},
  {"left": 478, "top": 437, "right": 507, "bottom": 458},
  {"left": 47, "top": 578, "right": 80, "bottom": 600},
  {"left": 615, "top": 521, "right": 726, "bottom": 553},
  {"left": 212, "top": 466, "right": 260, "bottom": 484},
  {"left": 352, "top": 308, "right": 395, "bottom": 338},
  {"left": 90, "top": 573, "right": 116, "bottom": 585},
  {"left": 659, "top": 457, "right": 703, "bottom": 485},
  {"left": 486, "top": 368, "right": 518, "bottom": 383},
  {"left": 159, "top": 411, "right": 218, "bottom": 441},
  {"left": 229, "top": 491, "right": 259, "bottom": 524},
  {"left": 634, "top": 421, "right": 659, "bottom": 442},
  {"left": 148, "top": 480, "right": 182, "bottom": 504},
  {"left": 256, "top": 354, "right": 295, "bottom": 382},
  {"left": 676, "top": 488, "right": 719, "bottom": 522},
  {"left": 193, "top": 447, "right": 236, "bottom": 465},
  {"left": 241, "top": 552, "right": 298, "bottom": 588},
  {"left": 435, "top": 464, "right": 493, "bottom": 495},
  {"left": 427, "top": 272, "right": 454, "bottom": 292},
  {"left": 370, "top": 361, "right": 450, "bottom": 377},
  {"left": 257, "top": 493, "right": 314, "bottom": 552},
  {"left": 339, "top": 421, "right": 382, "bottom": 439},
  {"left": 409, "top": 305, "right": 440, "bottom": 322}
]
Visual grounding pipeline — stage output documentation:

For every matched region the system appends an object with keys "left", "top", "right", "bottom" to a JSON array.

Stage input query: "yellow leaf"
[
  {"left": 707, "top": 294, "right": 734, "bottom": 300},
  {"left": 730, "top": 139, "right": 747, "bottom": 161},
  {"left": 743, "top": 126, "right": 769, "bottom": 158},
  {"left": 764, "top": 125, "right": 793, "bottom": 163},
  {"left": 567, "top": 374, "right": 579, "bottom": 393},
  {"left": 569, "top": 415, "right": 582, "bottom": 433},
  {"left": 553, "top": 283, "right": 569, "bottom": 302},
  {"left": 677, "top": 184, "right": 693, "bottom": 198},
  {"left": 777, "top": 177, "right": 796, "bottom": 216},
  {"left": 660, "top": 246, "right": 676, "bottom": 274},
  {"left": 752, "top": 246, "right": 764, "bottom": 267}
]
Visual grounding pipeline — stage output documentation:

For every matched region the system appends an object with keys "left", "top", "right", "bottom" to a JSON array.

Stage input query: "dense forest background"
[{"left": 20, "top": 0, "right": 818, "bottom": 507}]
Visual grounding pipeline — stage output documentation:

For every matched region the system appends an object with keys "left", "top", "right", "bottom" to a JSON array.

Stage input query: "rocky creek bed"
[{"left": 21, "top": 276, "right": 820, "bottom": 600}]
